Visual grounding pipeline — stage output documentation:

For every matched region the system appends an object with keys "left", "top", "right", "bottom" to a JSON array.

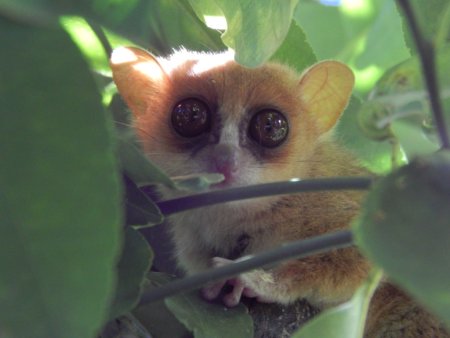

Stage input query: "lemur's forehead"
[{"left": 167, "top": 56, "right": 302, "bottom": 121}]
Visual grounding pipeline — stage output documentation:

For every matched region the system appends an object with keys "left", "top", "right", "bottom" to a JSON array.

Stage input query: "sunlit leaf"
[
  {"left": 187, "top": 0, "right": 225, "bottom": 28},
  {"left": 214, "top": 0, "right": 300, "bottom": 67},
  {"left": 295, "top": 0, "right": 409, "bottom": 95},
  {"left": 355, "top": 0, "right": 409, "bottom": 69},
  {"left": 292, "top": 270, "right": 382, "bottom": 338},
  {"left": 109, "top": 227, "right": 153, "bottom": 319},
  {"left": 0, "top": 18, "right": 121, "bottom": 338},
  {"left": 60, "top": 16, "right": 111, "bottom": 72},
  {"left": 353, "top": 151, "right": 450, "bottom": 328},
  {"left": 270, "top": 20, "right": 317, "bottom": 72},
  {"left": 294, "top": 0, "right": 358, "bottom": 61}
]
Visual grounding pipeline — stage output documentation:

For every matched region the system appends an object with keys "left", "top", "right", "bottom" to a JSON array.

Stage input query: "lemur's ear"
[
  {"left": 298, "top": 61, "right": 354, "bottom": 133},
  {"left": 110, "top": 47, "right": 168, "bottom": 117}
]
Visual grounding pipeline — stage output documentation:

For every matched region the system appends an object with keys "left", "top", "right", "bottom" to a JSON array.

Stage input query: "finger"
[{"left": 201, "top": 280, "right": 227, "bottom": 300}]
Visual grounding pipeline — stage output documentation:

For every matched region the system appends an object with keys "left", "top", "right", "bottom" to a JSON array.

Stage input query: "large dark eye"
[
  {"left": 248, "top": 109, "right": 289, "bottom": 148},
  {"left": 171, "top": 98, "right": 211, "bottom": 137}
]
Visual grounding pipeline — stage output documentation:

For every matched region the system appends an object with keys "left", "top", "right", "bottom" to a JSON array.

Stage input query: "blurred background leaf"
[
  {"left": 400, "top": 0, "right": 450, "bottom": 50},
  {"left": 296, "top": 0, "right": 410, "bottom": 96},
  {"left": 358, "top": 46, "right": 450, "bottom": 161}
]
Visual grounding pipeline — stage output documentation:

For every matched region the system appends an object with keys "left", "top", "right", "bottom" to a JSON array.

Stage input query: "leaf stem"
[
  {"left": 396, "top": 0, "right": 450, "bottom": 149},
  {"left": 139, "top": 230, "right": 353, "bottom": 305},
  {"left": 86, "top": 19, "right": 112, "bottom": 57},
  {"left": 156, "top": 177, "right": 373, "bottom": 215}
]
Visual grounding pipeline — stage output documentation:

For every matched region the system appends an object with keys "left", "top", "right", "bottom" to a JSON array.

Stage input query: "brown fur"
[{"left": 111, "top": 47, "right": 449, "bottom": 337}]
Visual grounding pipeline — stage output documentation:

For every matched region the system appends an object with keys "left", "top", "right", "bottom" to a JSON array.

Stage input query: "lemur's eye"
[
  {"left": 248, "top": 109, "right": 289, "bottom": 148},
  {"left": 171, "top": 98, "right": 211, "bottom": 137}
]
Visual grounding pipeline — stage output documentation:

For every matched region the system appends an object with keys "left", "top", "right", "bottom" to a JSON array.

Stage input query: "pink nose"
[{"left": 212, "top": 144, "right": 239, "bottom": 178}]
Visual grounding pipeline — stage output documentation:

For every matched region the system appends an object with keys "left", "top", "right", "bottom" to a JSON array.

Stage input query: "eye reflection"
[
  {"left": 248, "top": 109, "right": 289, "bottom": 148},
  {"left": 171, "top": 98, "right": 211, "bottom": 137}
]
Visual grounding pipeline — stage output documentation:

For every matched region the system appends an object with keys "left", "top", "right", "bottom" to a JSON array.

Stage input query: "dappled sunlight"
[
  {"left": 191, "top": 50, "right": 234, "bottom": 75},
  {"left": 341, "top": 0, "right": 374, "bottom": 17},
  {"left": 60, "top": 16, "right": 107, "bottom": 70},
  {"left": 204, "top": 15, "right": 227, "bottom": 30},
  {"left": 110, "top": 47, "right": 138, "bottom": 64},
  {"left": 132, "top": 60, "right": 166, "bottom": 82},
  {"left": 111, "top": 47, "right": 166, "bottom": 82},
  {"left": 353, "top": 64, "right": 383, "bottom": 94}
]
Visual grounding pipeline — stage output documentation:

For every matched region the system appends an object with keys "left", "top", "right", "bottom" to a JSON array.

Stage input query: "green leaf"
[
  {"left": 100, "top": 313, "right": 152, "bottom": 338},
  {"left": 109, "top": 227, "right": 153, "bottom": 319},
  {"left": 165, "top": 291, "right": 253, "bottom": 338},
  {"left": 123, "top": 175, "right": 163, "bottom": 227},
  {"left": 0, "top": 18, "right": 121, "bottom": 338},
  {"left": 270, "top": 20, "right": 317, "bottom": 72},
  {"left": 353, "top": 151, "right": 450, "bottom": 328},
  {"left": 133, "top": 273, "right": 190, "bottom": 338},
  {"left": 295, "top": 0, "right": 409, "bottom": 95},
  {"left": 294, "top": 0, "right": 356, "bottom": 61},
  {"left": 293, "top": 269, "right": 382, "bottom": 338},
  {"left": 0, "top": 0, "right": 224, "bottom": 54},
  {"left": 400, "top": 0, "right": 450, "bottom": 50},
  {"left": 116, "top": 131, "right": 175, "bottom": 188},
  {"left": 391, "top": 121, "right": 439, "bottom": 158},
  {"left": 355, "top": 0, "right": 409, "bottom": 70},
  {"left": 187, "top": 0, "right": 224, "bottom": 26},
  {"left": 147, "top": 273, "right": 253, "bottom": 338},
  {"left": 214, "top": 0, "right": 300, "bottom": 67}
]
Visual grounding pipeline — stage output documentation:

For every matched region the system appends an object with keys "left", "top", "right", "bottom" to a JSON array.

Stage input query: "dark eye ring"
[
  {"left": 171, "top": 98, "right": 211, "bottom": 137},
  {"left": 248, "top": 109, "right": 289, "bottom": 148}
]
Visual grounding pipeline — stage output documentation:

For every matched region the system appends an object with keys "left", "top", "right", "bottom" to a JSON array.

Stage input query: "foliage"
[{"left": 1, "top": 0, "right": 449, "bottom": 338}]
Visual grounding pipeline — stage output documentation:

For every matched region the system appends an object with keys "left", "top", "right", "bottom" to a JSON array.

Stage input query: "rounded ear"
[
  {"left": 110, "top": 47, "right": 168, "bottom": 116},
  {"left": 298, "top": 60, "right": 354, "bottom": 134}
]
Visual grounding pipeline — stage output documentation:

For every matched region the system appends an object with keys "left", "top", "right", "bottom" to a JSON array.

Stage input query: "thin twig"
[
  {"left": 397, "top": 0, "right": 450, "bottom": 149},
  {"left": 139, "top": 230, "right": 353, "bottom": 305},
  {"left": 156, "top": 177, "right": 373, "bottom": 215}
]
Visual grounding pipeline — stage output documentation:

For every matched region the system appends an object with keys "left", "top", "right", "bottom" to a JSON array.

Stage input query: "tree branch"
[
  {"left": 397, "top": 0, "right": 450, "bottom": 149},
  {"left": 139, "top": 230, "right": 353, "bottom": 305},
  {"left": 156, "top": 177, "right": 373, "bottom": 215}
]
